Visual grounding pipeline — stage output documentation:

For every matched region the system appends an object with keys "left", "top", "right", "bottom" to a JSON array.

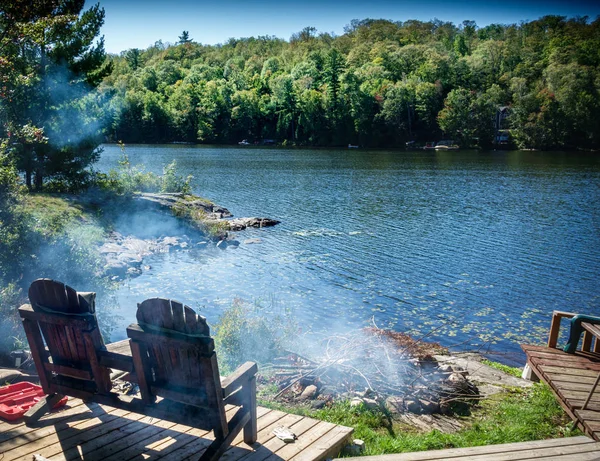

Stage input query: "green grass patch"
[
  {"left": 481, "top": 359, "right": 523, "bottom": 378},
  {"left": 259, "top": 383, "right": 579, "bottom": 456},
  {"left": 22, "top": 194, "right": 87, "bottom": 237}
]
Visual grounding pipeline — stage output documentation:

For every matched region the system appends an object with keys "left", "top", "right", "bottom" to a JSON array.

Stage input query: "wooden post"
[{"left": 243, "top": 375, "right": 257, "bottom": 444}]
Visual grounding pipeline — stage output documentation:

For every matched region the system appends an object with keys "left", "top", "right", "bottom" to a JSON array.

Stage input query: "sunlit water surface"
[{"left": 96, "top": 145, "right": 600, "bottom": 364}]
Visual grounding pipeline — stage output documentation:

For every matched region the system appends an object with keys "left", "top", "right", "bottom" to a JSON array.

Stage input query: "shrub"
[
  {"left": 95, "top": 151, "right": 192, "bottom": 196},
  {"left": 0, "top": 283, "right": 25, "bottom": 354},
  {"left": 161, "top": 160, "right": 192, "bottom": 193},
  {"left": 214, "top": 298, "right": 297, "bottom": 374}
]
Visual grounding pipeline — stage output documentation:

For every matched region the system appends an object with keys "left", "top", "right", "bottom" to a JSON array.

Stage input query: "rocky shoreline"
[{"left": 100, "top": 192, "right": 280, "bottom": 279}]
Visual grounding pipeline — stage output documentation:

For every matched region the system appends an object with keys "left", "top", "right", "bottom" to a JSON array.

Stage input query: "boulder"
[
  {"left": 362, "top": 398, "right": 379, "bottom": 410},
  {"left": 344, "top": 439, "right": 366, "bottom": 456},
  {"left": 135, "top": 193, "right": 233, "bottom": 220},
  {"left": 311, "top": 399, "right": 326, "bottom": 409},
  {"left": 350, "top": 397, "right": 364, "bottom": 407},
  {"left": 299, "top": 385, "right": 318, "bottom": 400},
  {"left": 405, "top": 399, "right": 422, "bottom": 414},
  {"left": 419, "top": 399, "right": 440, "bottom": 414},
  {"left": 225, "top": 217, "right": 280, "bottom": 231},
  {"left": 385, "top": 396, "right": 404, "bottom": 414}
]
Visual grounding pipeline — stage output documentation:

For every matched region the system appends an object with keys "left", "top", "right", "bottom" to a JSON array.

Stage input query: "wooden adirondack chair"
[
  {"left": 18, "top": 278, "right": 134, "bottom": 423},
  {"left": 127, "top": 298, "right": 258, "bottom": 461}
]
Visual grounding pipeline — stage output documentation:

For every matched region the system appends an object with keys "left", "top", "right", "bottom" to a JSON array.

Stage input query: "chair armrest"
[
  {"left": 222, "top": 361, "right": 257, "bottom": 399},
  {"left": 548, "top": 310, "right": 577, "bottom": 348},
  {"left": 97, "top": 348, "right": 135, "bottom": 373}
]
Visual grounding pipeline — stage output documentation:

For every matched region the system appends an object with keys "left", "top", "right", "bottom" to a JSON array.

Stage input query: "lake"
[{"left": 96, "top": 145, "right": 600, "bottom": 364}]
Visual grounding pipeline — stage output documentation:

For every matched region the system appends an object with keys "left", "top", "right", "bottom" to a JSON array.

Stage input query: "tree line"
[
  {"left": 101, "top": 16, "right": 600, "bottom": 150},
  {"left": 1, "top": 3, "right": 600, "bottom": 196}
]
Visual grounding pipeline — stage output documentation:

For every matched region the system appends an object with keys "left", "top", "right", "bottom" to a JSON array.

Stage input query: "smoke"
[{"left": 41, "top": 65, "right": 107, "bottom": 149}]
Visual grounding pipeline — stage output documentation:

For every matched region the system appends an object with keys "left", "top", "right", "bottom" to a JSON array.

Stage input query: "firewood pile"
[{"left": 259, "top": 327, "right": 479, "bottom": 415}]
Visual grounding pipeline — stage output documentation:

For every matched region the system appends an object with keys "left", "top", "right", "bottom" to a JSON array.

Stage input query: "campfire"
[{"left": 260, "top": 327, "right": 479, "bottom": 415}]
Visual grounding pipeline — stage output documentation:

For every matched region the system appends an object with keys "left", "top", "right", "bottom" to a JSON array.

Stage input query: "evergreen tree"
[
  {"left": 178, "top": 30, "right": 192, "bottom": 44},
  {"left": 0, "top": 0, "right": 111, "bottom": 190}
]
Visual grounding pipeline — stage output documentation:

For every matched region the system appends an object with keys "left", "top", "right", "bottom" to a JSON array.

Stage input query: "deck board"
[
  {"left": 337, "top": 436, "right": 600, "bottom": 460},
  {"left": 522, "top": 344, "right": 600, "bottom": 440},
  {"left": 0, "top": 399, "right": 352, "bottom": 461}
]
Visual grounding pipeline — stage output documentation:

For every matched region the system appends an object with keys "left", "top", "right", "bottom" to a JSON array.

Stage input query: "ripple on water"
[{"left": 97, "top": 146, "right": 600, "bottom": 364}]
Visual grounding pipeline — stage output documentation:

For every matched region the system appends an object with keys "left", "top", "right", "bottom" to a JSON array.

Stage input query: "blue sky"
[{"left": 86, "top": 0, "right": 600, "bottom": 54}]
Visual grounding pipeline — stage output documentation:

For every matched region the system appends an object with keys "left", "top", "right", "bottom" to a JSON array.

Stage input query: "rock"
[
  {"left": 344, "top": 439, "right": 366, "bottom": 456},
  {"left": 447, "top": 372, "right": 467, "bottom": 384},
  {"left": 225, "top": 217, "right": 281, "bottom": 231},
  {"left": 433, "top": 353, "right": 533, "bottom": 397},
  {"left": 227, "top": 239, "right": 240, "bottom": 247},
  {"left": 419, "top": 399, "right": 440, "bottom": 414},
  {"left": 311, "top": 399, "right": 326, "bottom": 409},
  {"left": 244, "top": 238, "right": 263, "bottom": 244},
  {"left": 0, "top": 367, "right": 24, "bottom": 383},
  {"left": 299, "top": 385, "right": 318, "bottom": 400},
  {"left": 385, "top": 396, "right": 404, "bottom": 414},
  {"left": 350, "top": 397, "right": 364, "bottom": 407},
  {"left": 135, "top": 192, "right": 233, "bottom": 220},
  {"left": 439, "top": 401, "right": 452, "bottom": 414},
  {"left": 126, "top": 267, "right": 142, "bottom": 277},
  {"left": 362, "top": 398, "right": 379, "bottom": 410},
  {"left": 310, "top": 400, "right": 327, "bottom": 410},
  {"left": 405, "top": 399, "right": 422, "bottom": 414},
  {"left": 438, "top": 364, "right": 453, "bottom": 373}
]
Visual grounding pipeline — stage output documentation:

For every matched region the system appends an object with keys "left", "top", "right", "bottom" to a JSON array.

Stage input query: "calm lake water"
[{"left": 97, "top": 145, "right": 600, "bottom": 364}]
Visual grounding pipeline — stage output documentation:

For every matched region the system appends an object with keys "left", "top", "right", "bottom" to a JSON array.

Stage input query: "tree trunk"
[
  {"left": 34, "top": 151, "right": 44, "bottom": 191},
  {"left": 25, "top": 170, "right": 32, "bottom": 189}
]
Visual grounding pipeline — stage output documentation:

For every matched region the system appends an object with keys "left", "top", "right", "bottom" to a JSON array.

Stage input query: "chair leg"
[
  {"left": 243, "top": 376, "right": 257, "bottom": 444},
  {"left": 200, "top": 410, "right": 251, "bottom": 461},
  {"left": 24, "top": 393, "right": 65, "bottom": 425}
]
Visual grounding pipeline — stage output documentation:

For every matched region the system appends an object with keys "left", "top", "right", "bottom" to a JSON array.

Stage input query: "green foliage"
[
  {"left": 214, "top": 298, "right": 297, "bottom": 375},
  {"left": 95, "top": 145, "right": 191, "bottom": 195},
  {"left": 161, "top": 161, "right": 193, "bottom": 194},
  {"left": 0, "top": 283, "right": 25, "bottom": 354},
  {"left": 0, "top": 143, "right": 28, "bottom": 282},
  {"left": 100, "top": 15, "right": 600, "bottom": 149},
  {"left": 0, "top": 191, "right": 122, "bottom": 355},
  {"left": 0, "top": 1, "right": 111, "bottom": 190}
]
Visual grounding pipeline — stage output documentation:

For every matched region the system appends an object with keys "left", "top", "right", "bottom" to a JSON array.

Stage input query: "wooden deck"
[
  {"left": 0, "top": 398, "right": 353, "bottom": 461},
  {"left": 522, "top": 344, "right": 600, "bottom": 440},
  {"left": 338, "top": 436, "right": 600, "bottom": 460}
]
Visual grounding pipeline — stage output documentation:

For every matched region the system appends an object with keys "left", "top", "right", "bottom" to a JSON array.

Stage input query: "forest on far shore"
[{"left": 101, "top": 16, "right": 600, "bottom": 149}]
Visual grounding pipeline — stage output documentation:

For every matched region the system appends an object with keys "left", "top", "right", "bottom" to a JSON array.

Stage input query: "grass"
[
  {"left": 258, "top": 383, "right": 579, "bottom": 456},
  {"left": 481, "top": 359, "right": 523, "bottom": 378},
  {"left": 22, "top": 194, "right": 88, "bottom": 237}
]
